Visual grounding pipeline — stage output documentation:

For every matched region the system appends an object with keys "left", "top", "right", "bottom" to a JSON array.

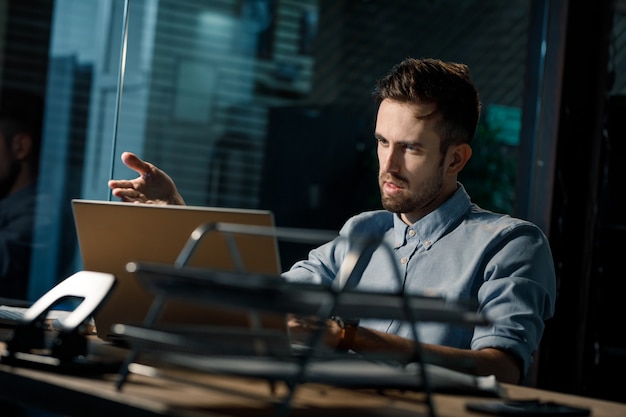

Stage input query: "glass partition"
[
  {"left": 26, "top": 0, "right": 131, "bottom": 298},
  {"left": 0, "top": 0, "right": 538, "bottom": 300},
  {"left": 108, "top": 0, "right": 533, "bottom": 272}
]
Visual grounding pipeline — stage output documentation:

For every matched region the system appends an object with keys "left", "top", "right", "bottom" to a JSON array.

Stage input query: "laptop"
[{"left": 71, "top": 199, "right": 283, "bottom": 341}]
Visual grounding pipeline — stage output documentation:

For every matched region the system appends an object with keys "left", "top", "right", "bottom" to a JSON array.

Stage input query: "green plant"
[{"left": 460, "top": 119, "right": 517, "bottom": 214}]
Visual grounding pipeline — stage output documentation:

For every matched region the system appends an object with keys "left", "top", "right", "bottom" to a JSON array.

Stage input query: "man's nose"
[{"left": 380, "top": 147, "right": 400, "bottom": 173}]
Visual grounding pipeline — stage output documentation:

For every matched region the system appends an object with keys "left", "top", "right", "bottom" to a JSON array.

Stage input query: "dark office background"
[{"left": 1, "top": 0, "right": 625, "bottom": 404}]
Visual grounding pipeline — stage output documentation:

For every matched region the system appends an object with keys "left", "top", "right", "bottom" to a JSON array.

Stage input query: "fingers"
[
  {"left": 110, "top": 186, "right": 148, "bottom": 203},
  {"left": 108, "top": 175, "right": 148, "bottom": 202},
  {"left": 287, "top": 316, "right": 327, "bottom": 330},
  {"left": 110, "top": 151, "right": 186, "bottom": 206},
  {"left": 287, "top": 316, "right": 343, "bottom": 349},
  {"left": 108, "top": 179, "right": 137, "bottom": 189},
  {"left": 121, "top": 151, "right": 153, "bottom": 177}
]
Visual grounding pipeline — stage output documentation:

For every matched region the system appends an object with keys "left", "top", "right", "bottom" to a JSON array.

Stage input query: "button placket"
[{"left": 399, "top": 229, "right": 417, "bottom": 267}]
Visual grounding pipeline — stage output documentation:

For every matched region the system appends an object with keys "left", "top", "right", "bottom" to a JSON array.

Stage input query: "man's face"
[
  {"left": 375, "top": 99, "right": 451, "bottom": 224},
  {"left": 0, "top": 130, "right": 20, "bottom": 199}
]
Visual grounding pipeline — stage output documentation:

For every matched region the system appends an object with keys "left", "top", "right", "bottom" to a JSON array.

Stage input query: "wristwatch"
[{"left": 331, "top": 316, "right": 359, "bottom": 351}]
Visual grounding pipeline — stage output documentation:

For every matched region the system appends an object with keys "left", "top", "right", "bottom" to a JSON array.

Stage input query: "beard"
[{"left": 379, "top": 165, "right": 444, "bottom": 214}]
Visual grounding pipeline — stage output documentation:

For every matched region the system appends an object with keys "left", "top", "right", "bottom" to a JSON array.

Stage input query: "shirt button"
[
  {"left": 424, "top": 240, "right": 431, "bottom": 246},
  {"left": 400, "top": 257, "right": 408, "bottom": 264},
  {"left": 408, "top": 229, "right": 416, "bottom": 237}
]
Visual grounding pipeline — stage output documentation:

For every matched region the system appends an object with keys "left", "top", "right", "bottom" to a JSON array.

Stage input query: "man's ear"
[
  {"left": 11, "top": 133, "right": 33, "bottom": 160},
  {"left": 445, "top": 143, "right": 472, "bottom": 175}
]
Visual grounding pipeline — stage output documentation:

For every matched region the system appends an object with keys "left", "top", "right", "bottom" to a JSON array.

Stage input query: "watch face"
[{"left": 331, "top": 316, "right": 360, "bottom": 327}]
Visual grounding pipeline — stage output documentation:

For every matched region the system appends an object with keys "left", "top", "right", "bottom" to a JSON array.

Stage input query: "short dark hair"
[{"left": 373, "top": 58, "right": 481, "bottom": 152}]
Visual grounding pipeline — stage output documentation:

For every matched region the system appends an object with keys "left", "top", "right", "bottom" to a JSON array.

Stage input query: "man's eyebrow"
[{"left": 376, "top": 134, "right": 424, "bottom": 147}]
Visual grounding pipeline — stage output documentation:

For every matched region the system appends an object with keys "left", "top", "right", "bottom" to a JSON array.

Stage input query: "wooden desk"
[{"left": 1, "top": 347, "right": 625, "bottom": 417}]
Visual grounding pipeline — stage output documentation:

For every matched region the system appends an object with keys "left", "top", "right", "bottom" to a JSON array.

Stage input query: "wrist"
[{"left": 332, "top": 316, "right": 359, "bottom": 351}]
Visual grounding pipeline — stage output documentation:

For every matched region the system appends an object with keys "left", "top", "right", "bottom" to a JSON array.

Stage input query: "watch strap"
[{"left": 332, "top": 316, "right": 359, "bottom": 351}]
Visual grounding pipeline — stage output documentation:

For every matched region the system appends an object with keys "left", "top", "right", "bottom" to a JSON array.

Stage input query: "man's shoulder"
[{"left": 466, "top": 205, "right": 546, "bottom": 237}]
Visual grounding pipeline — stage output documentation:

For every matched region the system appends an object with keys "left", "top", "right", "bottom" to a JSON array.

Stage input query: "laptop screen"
[{"left": 71, "top": 199, "right": 282, "bottom": 341}]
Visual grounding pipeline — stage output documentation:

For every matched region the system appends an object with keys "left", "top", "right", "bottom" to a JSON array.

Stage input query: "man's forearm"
[{"left": 351, "top": 326, "right": 522, "bottom": 384}]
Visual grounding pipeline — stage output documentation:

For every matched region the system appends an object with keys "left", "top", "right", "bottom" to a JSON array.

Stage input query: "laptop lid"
[{"left": 71, "top": 199, "right": 282, "bottom": 341}]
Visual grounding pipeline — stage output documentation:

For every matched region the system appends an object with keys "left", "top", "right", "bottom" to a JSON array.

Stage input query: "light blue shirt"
[{"left": 282, "top": 184, "right": 556, "bottom": 376}]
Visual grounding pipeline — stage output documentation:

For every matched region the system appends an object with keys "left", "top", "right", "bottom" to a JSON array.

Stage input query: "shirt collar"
[{"left": 392, "top": 183, "right": 472, "bottom": 248}]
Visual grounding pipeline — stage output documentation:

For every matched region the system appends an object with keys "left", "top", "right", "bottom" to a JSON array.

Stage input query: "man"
[
  {"left": 0, "top": 89, "right": 43, "bottom": 300},
  {"left": 108, "top": 58, "right": 556, "bottom": 385}
]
